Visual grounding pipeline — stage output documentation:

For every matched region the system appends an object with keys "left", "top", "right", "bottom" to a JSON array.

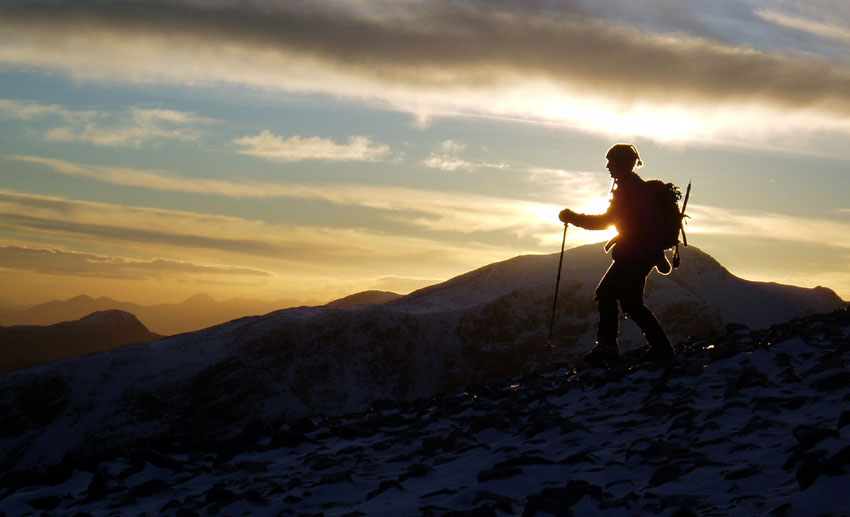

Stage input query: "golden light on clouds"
[{"left": 2, "top": 2, "right": 850, "bottom": 154}]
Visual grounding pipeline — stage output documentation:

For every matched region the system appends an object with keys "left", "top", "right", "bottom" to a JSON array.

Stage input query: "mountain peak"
[
  {"left": 326, "top": 290, "right": 402, "bottom": 308},
  {"left": 181, "top": 293, "right": 217, "bottom": 304}
]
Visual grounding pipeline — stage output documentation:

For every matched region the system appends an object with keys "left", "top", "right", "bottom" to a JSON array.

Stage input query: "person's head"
[{"left": 605, "top": 143, "right": 642, "bottom": 179}]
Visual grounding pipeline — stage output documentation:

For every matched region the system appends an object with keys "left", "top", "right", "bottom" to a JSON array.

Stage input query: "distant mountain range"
[
  {"left": 0, "top": 243, "right": 845, "bottom": 477},
  {"left": 0, "top": 293, "right": 304, "bottom": 335},
  {"left": 0, "top": 310, "right": 161, "bottom": 373}
]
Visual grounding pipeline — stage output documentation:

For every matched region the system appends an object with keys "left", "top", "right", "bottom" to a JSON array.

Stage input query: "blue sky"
[{"left": 1, "top": 0, "right": 849, "bottom": 304}]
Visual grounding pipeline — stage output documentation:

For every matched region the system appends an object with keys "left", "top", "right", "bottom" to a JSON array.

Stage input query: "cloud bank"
[
  {"left": 0, "top": 246, "right": 271, "bottom": 279},
  {"left": 3, "top": 1, "right": 850, "bottom": 151}
]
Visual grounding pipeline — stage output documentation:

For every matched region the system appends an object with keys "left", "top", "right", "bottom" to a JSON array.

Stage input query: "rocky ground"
[{"left": 1, "top": 307, "right": 848, "bottom": 516}]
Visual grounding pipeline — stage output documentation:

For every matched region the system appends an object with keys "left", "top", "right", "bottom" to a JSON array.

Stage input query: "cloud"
[
  {"left": 6, "top": 155, "right": 560, "bottom": 240},
  {"left": 754, "top": 6, "right": 850, "bottom": 44},
  {"left": 0, "top": 99, "right": 210, "bottom": 147},
  {"left": 423, "top": 154, "right": 473, "bottom": 172},
  {"left": 422, "top": 139, "right": 509, "bottom": 171},
  {"left": 3, "top": 2, "right": 850, "bottom": 152},
  {"left": 0, "top": 99, "right": 97, "bottom": 121},
  {"left": 685, "top": 204, "right": 850, "bottom": 251},
  {"left": 0, "top": 245, "right": 272, "bottom": 279},
  {"left": 0, "top": 190, "right": 517, "bottom": 272},
  {"left": 233, "top": 130, "right": 391, "bottom": 162}
]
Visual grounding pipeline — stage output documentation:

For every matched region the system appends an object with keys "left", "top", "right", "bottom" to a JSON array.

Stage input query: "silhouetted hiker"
[{"left": 559, "top": 144, "right": 675, "bottom": 366}]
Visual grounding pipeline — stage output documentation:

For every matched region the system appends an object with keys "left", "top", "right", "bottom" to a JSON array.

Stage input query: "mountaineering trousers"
[{"left": 594, "top": 258, "right": 670, "bottom": 351}]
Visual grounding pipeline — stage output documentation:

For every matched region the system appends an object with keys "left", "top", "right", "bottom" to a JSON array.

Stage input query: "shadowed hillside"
[{"left": 0, "top": 310, "right": 162, "bottom": 373}]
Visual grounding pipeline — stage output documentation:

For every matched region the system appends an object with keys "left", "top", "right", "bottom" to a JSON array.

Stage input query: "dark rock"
[
  {"left": 310, "top": 454, "right": 343, "bottom": 471},
  {"left": 316, "top": 470, "right": 353, "bottom": 485},
  {"left": 796, "top": 459, "right": 822, "bottom": 489},
  {"left": 733, "top": 366, "right": 770, "bottom": 391},
  {"left": 399, "top": 463, "right": 432, "bottom": 482},
  {"left": 366, "top": 479, "right": 402, "bottom": 500},
  {"left": 369, "top": 398, "right": 402, "bottom": 411},
  {"left": 474, "top": 490, "right": 517, "bottom": 514},
  {"left": 649, "top": 464, "right": 683, "bottom": 487},
  {"left": 290, "top": 417, "right": 319, "bottom": 435},
  {"left": 270, "top": 429, "right": 306, "bottom": 449},
  {"left": 127, "top": 479, "right": 170, "bottom": 498},
  {"left": 203, "top": 485, "right": 239, "bottom": 505},
  {"left": 26, "top": 495, "right": 62, "bottom": 510},
  {"left": 671, "top": 506, "right": 700, "bottom": 517},
  {"left": 810, "top": 372, "right": 850, "bottom": 391},
  {"left": 724, "top": 467, "right": 761, "bottom": 480},
  {"left": 522, "top": 480, "right": 603, "bottom": 517},
  {"left": 494, "top": 455, "right": 556, "bottom": 469},
  {"left": 769, "top": 502, "right": 792, "bottom": 515},
  {"left": 86, "top": 469, "right": 111, "bottom": 500},
  {"left": 339, "top": 422, "right": 379, "bottom": 440},
  {"left": 838, "top": 411, "right": 850, "bottom": 429},
  {"left": 793, "top": 425, "right": 838, "bottom": 451},
  {"left": 477, "top": 466, "right": 523, "bottom": 482},
  {"left": 558, "top": 452, "right": 597, "bottom": 466},
  {"left": 443, "top": 505, "right": 497, "bottom": 517},
  {"left": 422, "top": 434, "right": 457, "bottom": 455}
]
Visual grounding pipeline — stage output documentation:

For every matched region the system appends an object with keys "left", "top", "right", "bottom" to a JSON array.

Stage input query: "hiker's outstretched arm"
[{"left": 561, "top": 208, "right": 615, "bottom": 230}]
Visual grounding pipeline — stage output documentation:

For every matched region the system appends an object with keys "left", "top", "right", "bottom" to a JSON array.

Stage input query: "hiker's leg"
[
  {"left": 592, "top": 262, "right": 624, "bottom": 354},
  {"left": 617, "top": 261, "right": 674, "bottom": 356},
  {"left": 596, "top": 296, "right": 619, "bottom": 349}
]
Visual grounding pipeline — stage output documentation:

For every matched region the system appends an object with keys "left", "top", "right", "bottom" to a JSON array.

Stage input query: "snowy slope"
[
  {"left": 0, "top": 244, "right": 845, "bottom": 484},
  {"left": 1, "top": 307, "right": 848, "bottom": 516}
]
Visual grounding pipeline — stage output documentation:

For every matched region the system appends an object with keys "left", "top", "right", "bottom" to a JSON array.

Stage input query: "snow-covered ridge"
[
  {"left": 1, "top": 306, "right": 848, "bottom": 515},
  {"left": 0, "top": 244, "right": 844, "bottom": 479}
]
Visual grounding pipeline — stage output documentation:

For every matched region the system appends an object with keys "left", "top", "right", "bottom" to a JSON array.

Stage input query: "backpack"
[{"left": 645, "top": 179, "right": 691, "bottom": 269}]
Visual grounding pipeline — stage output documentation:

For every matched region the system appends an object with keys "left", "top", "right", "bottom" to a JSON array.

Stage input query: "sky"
[{"left": 0, "top": 0, "right": 849, "bottom": 305}]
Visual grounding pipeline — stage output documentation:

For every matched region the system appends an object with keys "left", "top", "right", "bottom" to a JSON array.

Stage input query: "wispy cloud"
[
  {"left": 0, "top": 190, "right": 514, "bottom": 272},
  {"left": 686, "top": 204, "right": 850, "bottom": 250},
  {"left": 0, "top": 99, "right": 210, "bottom": 147},
  {"left": 755, "top": 7, "right": 850, "bottom": 44},
  {"left": 233, "top": 130, "right": 391, "bottom": 162},
  {"left": 423, "top": 140, "right": 509, "bottom": 172},
  {"left": 3, "top": 2, "right": 850, "bottom": 152},
  {"left": 0, "top": 99, "right": 96, "bottom": 121},
  {"left": 6, "top": 155, "right": 560, "bottom": 240},
  {"left": 0, "top": 245, "right": 272, "bottom": 279}
]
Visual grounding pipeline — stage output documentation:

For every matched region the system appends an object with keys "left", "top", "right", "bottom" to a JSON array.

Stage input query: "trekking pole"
[{"left": 546, "top": 223, "right": 568, "bottom": 351}]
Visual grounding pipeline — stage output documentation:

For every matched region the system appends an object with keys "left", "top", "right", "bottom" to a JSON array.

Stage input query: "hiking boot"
[
  {"left": 582, "top": 344, "right": 620, "bottom": 367},
  {"left": 640, "top": 343, "right": 675, "bottom": 363}
]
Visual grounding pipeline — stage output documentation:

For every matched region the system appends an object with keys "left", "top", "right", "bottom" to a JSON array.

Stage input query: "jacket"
[{"left": 569, "top": 173, "right": 665, "bottom": 262}]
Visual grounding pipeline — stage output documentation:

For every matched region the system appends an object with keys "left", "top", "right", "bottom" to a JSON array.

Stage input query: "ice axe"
[{"left": 546, "top": 223, "right": 568, "bottom": 351}]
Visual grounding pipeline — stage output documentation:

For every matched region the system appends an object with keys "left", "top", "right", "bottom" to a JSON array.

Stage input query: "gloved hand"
[{"left": 558, "top": 208, "right": 575, "bottom": 224}]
